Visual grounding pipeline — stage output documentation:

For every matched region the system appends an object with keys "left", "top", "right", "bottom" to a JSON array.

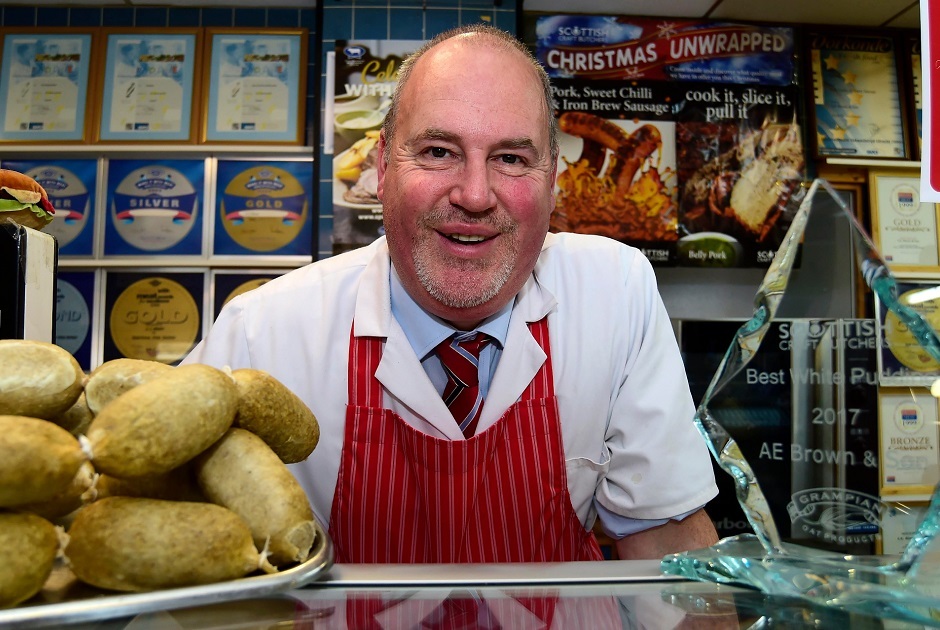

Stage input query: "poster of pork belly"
[
  {"left": 535, "top": 16, "right": 802, "bottom": 267},
  {"left": 674, "top": 82, "right": 804, "bottom": 268}
]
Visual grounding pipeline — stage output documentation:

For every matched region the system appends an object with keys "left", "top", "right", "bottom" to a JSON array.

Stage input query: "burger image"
[
  {"left": 26, "top": 164, "right": 90, "bottom": 249},
  {"left": 0, "top": 168, "right": 56, "bottom": 231}
]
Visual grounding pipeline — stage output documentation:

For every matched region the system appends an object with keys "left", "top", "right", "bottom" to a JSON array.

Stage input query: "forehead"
[
  {"left": 411, "top": 37, "right": 540, "bottom": 99},
  {"left": 397, "top": 38, "right": 548, "bottom": 145}
]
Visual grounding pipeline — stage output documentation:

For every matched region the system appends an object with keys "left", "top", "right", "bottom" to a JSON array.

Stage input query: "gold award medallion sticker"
[
  {"left": 884, "top": 288, "right": 940, "bottom": 372},
  {"left": 109, "top": 277, "right": 200, "bottom": 364},
  {"left": 220, "top": 165, "right": 308, "bottom": 252},
  {"left": 222, "top": 278, "right": 272, "bottom": 308}
]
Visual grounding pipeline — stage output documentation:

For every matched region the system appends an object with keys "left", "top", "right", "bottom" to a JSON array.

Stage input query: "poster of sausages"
[
  {"left": 536, "top": 15, "right": 801, "bottom": 267},
  {"left": 550, "top": 79, "right": 677, "bottom": 264}
]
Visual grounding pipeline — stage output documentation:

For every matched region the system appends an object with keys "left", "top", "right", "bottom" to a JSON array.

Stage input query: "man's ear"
[
  {"left": 376, "top": 131, "right": 388, "bottom": 203},
  {"left": 548, "top": 147, "right": 558, "bottom": 214}
]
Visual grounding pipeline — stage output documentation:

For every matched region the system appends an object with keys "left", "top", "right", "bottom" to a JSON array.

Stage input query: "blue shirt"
[{"left": 390, "top": 266, "right": 511, "bottom": 400}]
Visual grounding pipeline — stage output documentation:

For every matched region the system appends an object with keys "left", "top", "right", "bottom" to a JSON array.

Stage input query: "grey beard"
[
  {"left": 414, "top": 254, "right": 514, "bottom": 309},
  {"left": 410, "top": 208, "right": 517, "bottom": 309}
]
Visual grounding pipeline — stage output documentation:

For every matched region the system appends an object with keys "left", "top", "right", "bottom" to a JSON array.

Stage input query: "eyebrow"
[{"left": 415, "top": 128, "right": 540, "bottom": 154}]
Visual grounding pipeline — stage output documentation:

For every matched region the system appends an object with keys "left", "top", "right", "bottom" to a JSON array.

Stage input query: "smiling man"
[
  {"left": 185, "top": 24, "right": 718, "bottom": 564},
  {"left": 377, "top": 32, "right": 556, "bottom": 332}
]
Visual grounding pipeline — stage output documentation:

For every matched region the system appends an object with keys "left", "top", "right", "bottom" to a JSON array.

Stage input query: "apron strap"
[{"left": 348, "top": 326, "right": 384, "bottom": 408}]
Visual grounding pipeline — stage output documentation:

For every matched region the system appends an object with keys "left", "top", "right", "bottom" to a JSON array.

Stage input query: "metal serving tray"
[{"left": 0, "top": 518, "right": 334, "bottom": 629}]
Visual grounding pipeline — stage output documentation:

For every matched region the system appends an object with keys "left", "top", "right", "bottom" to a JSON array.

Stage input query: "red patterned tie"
[{"left": 435, "top": 332, "right": 492, "bottom": 438}]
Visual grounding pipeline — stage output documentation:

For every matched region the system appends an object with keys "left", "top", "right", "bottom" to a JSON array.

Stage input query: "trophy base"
[{"left": 661, "top": 534, "right": 940, "bottom": 626}]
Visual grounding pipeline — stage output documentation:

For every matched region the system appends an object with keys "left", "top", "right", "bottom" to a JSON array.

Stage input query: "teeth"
[{"left": 448, "top": 234, "right": 486, "bottom": 243}]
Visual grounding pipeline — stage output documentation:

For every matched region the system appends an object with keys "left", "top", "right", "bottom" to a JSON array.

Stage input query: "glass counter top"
[{"left": 27, "top": 560, "right": 929, "bottom": 629}]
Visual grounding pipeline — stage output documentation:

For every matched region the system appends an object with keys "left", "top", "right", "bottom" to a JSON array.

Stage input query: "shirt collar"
[{"left": 390, "top": 264, "right": 511, "bottom": 361}]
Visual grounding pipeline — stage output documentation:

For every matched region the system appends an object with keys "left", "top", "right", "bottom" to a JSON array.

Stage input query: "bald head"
[{"left": 382, "top": 24, "right": 557, "bottom": 164}]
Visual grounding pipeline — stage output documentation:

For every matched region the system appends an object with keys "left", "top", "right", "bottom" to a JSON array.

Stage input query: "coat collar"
[{"left": 351, "top": 239, "right": 393, "bottom": 338}]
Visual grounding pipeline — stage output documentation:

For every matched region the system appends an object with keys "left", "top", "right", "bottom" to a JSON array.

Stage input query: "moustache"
[{"left": 419, "top": 208, "right": 517, "bottom": 234}]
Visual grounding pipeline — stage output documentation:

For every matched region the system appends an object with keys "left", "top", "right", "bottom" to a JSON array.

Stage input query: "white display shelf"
[
  {"left": 1, "top": 144, "right": 313, "bottom": 157},
  {"left": 59, "top": 257, "right": 311, "bottom": 269},
  {"left": 880, "top": 493, "right": 933, "bottom": 503},
  {"left": 825, "top": 158, "right": 921, "bottom": 169}
]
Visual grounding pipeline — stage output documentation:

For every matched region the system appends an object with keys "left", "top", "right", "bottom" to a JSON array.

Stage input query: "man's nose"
[{"left": 449, "top": 157, "right": 497, "bottom": 213}]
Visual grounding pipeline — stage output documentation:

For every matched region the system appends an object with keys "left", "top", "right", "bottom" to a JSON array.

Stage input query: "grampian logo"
[{"left": 787, "top": 487, "right": 883, "bottom": 545}]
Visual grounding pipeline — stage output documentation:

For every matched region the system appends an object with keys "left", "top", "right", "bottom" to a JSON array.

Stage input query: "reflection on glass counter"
[{"left": 18, "top": 562, "right": 935, "bottom": 629}]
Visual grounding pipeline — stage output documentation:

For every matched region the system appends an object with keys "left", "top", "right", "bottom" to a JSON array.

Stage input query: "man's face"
[{"left": 377, "top": 37, "right": 556, "bottom": 329}]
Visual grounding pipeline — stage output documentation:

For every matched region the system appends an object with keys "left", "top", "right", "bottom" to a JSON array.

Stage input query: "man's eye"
[
  {"left": 428, "top": 147, "right": 448, "bottom": 158},
  {"left": 499, "top": 154, "right": 522, "bottom": 165}
]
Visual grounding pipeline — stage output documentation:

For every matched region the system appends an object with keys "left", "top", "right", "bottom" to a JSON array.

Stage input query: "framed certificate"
[
  {"left": 56, "top": 270, "right": 98, "bottom": 372},
  {"left": 875, "top": 279, "right": 940, "bottom": 386},
  {"left": 95, "top": 29, "right": 202, "bottom": 143},
  {"left": 202, "top": 29, "right": 307, "bottom": 144},
  {"left": 0, "top": 29, "right": 96, "bottom": 143},
  {"left": 881, "top": 501, "right": 930, "bottom": 555},
  {"left": 210, "top": 269, "right": 284, "bottom": 321},
  {"left": 808, "top": 30, "right": 909, "bottom": 160},
  {"left": 878, "top": 387, "right": 940, "bottom": 495},
  {"left": 869, "top": 169, "right": 940, "bottom": 273}
]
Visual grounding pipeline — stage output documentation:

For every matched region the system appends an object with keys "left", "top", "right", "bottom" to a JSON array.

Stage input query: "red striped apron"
[
  {"left": 330, "top": 317, "right": 603, "bottom": 564},
  {"left": 329, "top": 318, "right": 609, "bottom": 628}
]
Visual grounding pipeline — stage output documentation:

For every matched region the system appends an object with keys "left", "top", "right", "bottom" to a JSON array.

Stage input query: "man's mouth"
[{"left": 444, "top": 233, "right": 488, "bottom": 243}]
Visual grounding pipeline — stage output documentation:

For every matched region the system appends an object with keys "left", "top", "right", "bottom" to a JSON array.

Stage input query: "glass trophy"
[{"left": 661, "top": 179, "right": 940, "bottom": 626}]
